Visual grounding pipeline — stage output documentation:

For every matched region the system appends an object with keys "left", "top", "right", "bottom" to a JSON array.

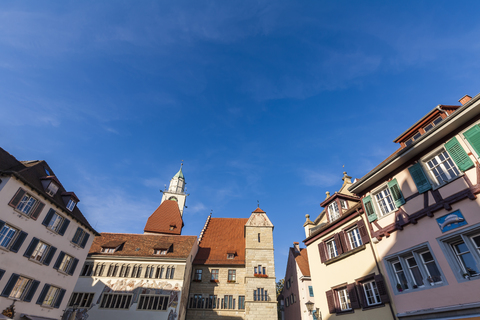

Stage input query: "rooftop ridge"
[{"left": 198, "top": 213, "right": 212, "bottom": 244}]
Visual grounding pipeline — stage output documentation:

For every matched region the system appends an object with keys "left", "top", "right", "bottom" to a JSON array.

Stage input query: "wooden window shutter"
[
  {"left": 0, "top": 220, "right": 5, "bottom": 230},
  {"left": 80, "top": 233, "right": 90, "bottom": 248},
  {"left": 43, "top": 246, "right": 57, "bottom": 266},
  {"left": 23, "top": 280, "right": 40, "bottom": 302},
  {"left": 347, "top": 283, "right": 360, "bottom": 309},
  {"left": 325, "top": 290, "right": 336, "bottom": 314},
  {"left": 36, "top": 284, "right": 50, "bottom": 305},
  {"left": 387, "top": 178, "right": 405, "bottom": 207},
  {"left": 374, "top": 274, "right": 390, "bottom": 303},
  {"left": 356, "top": 283, "right": 367, "bottom": 308},
  {"left": 334, "top": 233, "right": 343, "bottom": 255},
  {"left": 445, "top": 137, "right": 474, "bottom": 172},
  {"left": 68, "top": 258, "right": 79, "bottom": 276},
  {"left": 318, "top": 241, "right": 327, "bottom": 263},
  {"left": 408, "top": 163, "right": 432, "bottom": 194},
  {"left": 357, "top": 219, "right": 370, "bottom": 244},
  {"left": 41, "top": 209, "right": 55, "bottom": 227},
  {"left": 53, "top": 251, "right": 65, "bottom": 270},
  {"left": 1, "top": 273, "right": 19, "bottom": 297},
  {"left": 8, "top": 188, "right": 26, "bottom": 208},
  {"left": 339, "top": 230, "right": 350, "bottom": 252},
  {"left": 53, "top": 288, "right": 66, "bottom": 308},
  {"left": 30, "top": 202, "right": 45, "bottom": 220},
  {"left": 23, "top": 237, "right": 39, "bottom": 258},
  {"left": 58, "top": 218, "right": 70, "bottom": 236},
  {"left": 10, "top": 231, "right": 28, "bottom": 253},
  {"left": 362, "top": 195, "right": 377, "bottom": 222},
  {"left": 464, "top": 125, "right": 480, "bottom": 157}
]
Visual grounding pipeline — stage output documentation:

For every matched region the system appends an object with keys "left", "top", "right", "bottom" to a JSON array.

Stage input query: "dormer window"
[
  {"left": 405, "top": 132, "right": 422, "bottom": 147},
  {"left": 66, "top": 199, "right": 77, "bottom": 211},
  {"left": 227, "top": 253, "right": 235, "bottom": 259},
  {"left": 340, "top": 199, "right": 348, "bottom": 210},
  {"left": 102, "top": 248, "right": 116, "bottom": 253},
  {"left": 328, "top": 202, "right": 340, "bottom": 222},
  {"left": 45, "top": 182, "right": 59, "bottom": 197},
  {"left": 154, "top": 249, "right": 168, "bottom": 255},
  {"left": 169, "top": 224, "right": 176, "bottom": 231}
]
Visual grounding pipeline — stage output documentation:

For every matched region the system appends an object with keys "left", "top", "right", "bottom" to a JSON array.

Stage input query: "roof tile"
[{"left": 144, "top": 200, "right": 183, "bottom": 235}]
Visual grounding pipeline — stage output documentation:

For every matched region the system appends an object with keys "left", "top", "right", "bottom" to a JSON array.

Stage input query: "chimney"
[
  {"left": 459, "top": 95, "right": 472, "bottom": 105},
  {"left": 293, "top": 242, "right": 300, "bottom": 253}
]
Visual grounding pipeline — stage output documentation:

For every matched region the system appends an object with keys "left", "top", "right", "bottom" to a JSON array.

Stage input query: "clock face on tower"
[{"left": 169, "top": 196, "right": 178, "bottom": 202}]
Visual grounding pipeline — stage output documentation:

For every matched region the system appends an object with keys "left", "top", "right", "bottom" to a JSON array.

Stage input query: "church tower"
[
  {"left": 161, "top": 164, "right": 188, "bottom": 216},
  {"left": 244, "top": 207, "right": 277, "bottom": 320},
  {"left": 144, "top": 165, "right": 188, "bottom": 235}
]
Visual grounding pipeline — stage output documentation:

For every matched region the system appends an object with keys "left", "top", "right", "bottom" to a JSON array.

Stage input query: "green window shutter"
[
  {"left": 444, "top": 137, "right": 474, "bottom": 172},
  {"left": 387, "top": 178, "right": 405, "bottom": 207},
  {"left": 362, "top": 195, "right": 377, "bottom": 222},
  {"left": 464, "top": 125, "right": 480, "bottom": 158},
  {"left": 408, "top": 163, "right": 432, "bottom": 194}
]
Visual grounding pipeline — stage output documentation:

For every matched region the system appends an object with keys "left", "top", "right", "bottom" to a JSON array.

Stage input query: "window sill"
[
  {"left": 13, "top": 209, "right": 33, "bottom": 220},
  {"left": 0, "top": 246, "right": 11, "bottom": 253},
  {"left": 431, "top": 174, "right": 464, "bottom": 191},
  {"left": 28, "top": 258, "right": 45, "bottom": 265},
  {"left": 362, "top": 303, "right": 385, "bottom": 311},
  {"left": 377, "top": 209, "right": 397, "bottom": 221},
  {"left": 325, "top": 245, "right": 366, "bottom": 265},
  {"left": 393, "top": 280, "right": 447, "bottom": 295},
  {"left": 335, "top": 309, "right": 354, "bottom": 315}
]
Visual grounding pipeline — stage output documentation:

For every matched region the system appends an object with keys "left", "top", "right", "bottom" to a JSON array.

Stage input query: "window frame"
[
  {"left": 30, "top": 240, "right": 51, "bottom": 263},
  {"left": 336, "top": 287, "right": 351, "bottom": 312},
  {"left": 46, "top": 212, "right": 64, "bottom": 234},
  {"left": 372, "top": 185, "right": 397, "bottom": 218},
  {"left": 45, "top": 182, "right": 59, "bottom": 197},
  {"left": 136, "top": 294, "right": 169, "bottom": 311},
  {"left": 99, "top": 293, "right": 133, "bottom": 310},
  {"left": 16, "top": 193, "right": 39, "bottom": 216},
  {"left": 420, "top": 146, "right": 463, "bottom": 189},
  {"left": 211, "top": 269, "right": 219, "bottom": 281},
  {"left": 327, "top": 201, "right": 340, "bottom": 222},
  {"left": 385, "top": 243, "right": 447, "bottom": 295},
  {"left": 68, "top": 292, "right": 95, "bottom": 308},
  {"left": 194, "top": 269, "right": 202, "bottom": 281},
  {"left": 437, "top": 223, "right": 480, "bottom": 282},
  {"left": 228, "top": 269, "right": 236, "bottom": 282},
  {"left": 0, "top": 224, "right": 19, "bottom": 250},
  {"left": 42, "top": 285, "right": 61, "bottom": 307},
  {"left": 325, "top": 238, "right": 338, "bottom": 259},
  {"left": 66, "top": 199, "right": 77, "bottom": 212},
  {"left": 59, "top": 254, "right": 74, "bottom": 273},
  {"left": 346, "top": 226, "right": 362, "bottom": 249},
  {"left": 9, "top": 276, "right": 32, "bottom": 300}
]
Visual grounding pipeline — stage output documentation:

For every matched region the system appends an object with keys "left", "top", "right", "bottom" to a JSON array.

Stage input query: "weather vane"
[{"left": 257, "top": 200, "right": 260, "bottom": 208}]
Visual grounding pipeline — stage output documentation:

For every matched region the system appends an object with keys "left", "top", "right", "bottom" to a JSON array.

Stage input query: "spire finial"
[
  {"left": 257, "top": 200, "right": 260, "bottom": 208},
  {"left": 210, "top": 209, "right": 213, "bottom": 216}
]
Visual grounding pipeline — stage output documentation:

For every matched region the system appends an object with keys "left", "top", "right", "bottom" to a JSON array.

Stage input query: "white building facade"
[{"left": 0, "top": 147, "right": 97, "bottom": 320}]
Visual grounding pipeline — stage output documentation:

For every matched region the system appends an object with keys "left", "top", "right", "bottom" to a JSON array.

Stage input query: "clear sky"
[{"left": 1, "top": 1, "right": 480, "bottom": 278}]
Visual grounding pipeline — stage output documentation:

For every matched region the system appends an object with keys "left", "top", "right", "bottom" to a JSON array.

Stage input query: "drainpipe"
[{"left": 357, "top": 208, "right": 397, "bottom": 320}]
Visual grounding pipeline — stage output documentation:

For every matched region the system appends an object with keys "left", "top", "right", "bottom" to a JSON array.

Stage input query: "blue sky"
[{"left": 1, "top": 1, "right": 480, "bottom": 277}]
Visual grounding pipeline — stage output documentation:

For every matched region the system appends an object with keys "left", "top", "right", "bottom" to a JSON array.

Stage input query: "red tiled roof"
[
  {"left": 253, "top": 207, "right": 265, "bottom": 213},
  {"left": 144, "top": 200, "right": 183, "bottom": 235},
  {"left": 293, "top": 247, "right": 310, "bottom": 277},
  {"left": 193, "top": 218, "right": 248, "bottom": 265},
  {"left": 89, "top": 233, "right": 196, "bottom": 258}
]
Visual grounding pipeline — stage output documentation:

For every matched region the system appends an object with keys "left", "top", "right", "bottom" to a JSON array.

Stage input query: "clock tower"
[{"left": 161, "top": 164, "right": 188, "bottom": 216}]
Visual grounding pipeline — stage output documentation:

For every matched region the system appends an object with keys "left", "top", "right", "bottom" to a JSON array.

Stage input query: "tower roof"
[
  {"left": 173, "top": 164, "right": 184, "bottom": 179},
  {"left": 246, "top": 207, "right": 274, "bottom": 227},
  {"left": 144, "top": 200, "right": 183, "bottom": 235}
]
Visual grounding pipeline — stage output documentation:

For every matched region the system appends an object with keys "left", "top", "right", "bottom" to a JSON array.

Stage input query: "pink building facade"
[{"left": 349, "top": 93, "right": 480, "bottom": 320}]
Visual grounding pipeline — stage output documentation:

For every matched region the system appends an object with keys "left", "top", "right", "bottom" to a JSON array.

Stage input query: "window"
[
  {"left": 189, "top": 294, "right": 206, "bottom": 309},
  {"left": 286, "top": 278, "right": 291, "bottom": 289},
  {"left": 387, "top": 245, "right": 444, "bottom": 292},
  {"left": 211, "top": 269, "right": 219, "bottom": 281},
  {"left": 194, "top": 269, "right": 202, "bottom": 281},
  {"left": 223, "top": 295, "right": 234, "bottom": 309},
  {"left": 80, "top": 263, "right": 93, "bottom": 277},
  {"left": 326, "top": 239, "right": 338, "bottom": 259},
  {"left": 46, "top": 212, "right": 64, "bottom": 233},
  {"left": 238, "top": 296, "right": 245, "bottom": 309},
  {"left": 405, "top": 132, "right": 422, "bottom": 147},
  {"left": 9, "top": 276, "right": 32, "bottom": 299},
  {"left": 425, "top": 150, "right": 460, "bottom": 185},
  {"left": 253, "top": 288, "right": 268, "bottom": 301},
  {"left": 30, "top": 241, "right": 50, "bottom": 262},
  {"left": 337, "top": 288, "right": 351, "bottom": 311},
  {"left": 16, "top": 194, "right": 38, "bottom": 216},
  {"left": 374, "top": 187, "right": 396, "bottom": 217},
  {"left": 0, "top": 224, "right": 18, "bottom": 249},
  {"left": 424, "top": 117, "right": 443, "bottom": 132},
  {"left": 94, "top": 264, "right": 105, "bottom": 277},
  {"left": 227, "top": 253, "right": 235, "bottom": 259},
  {"left": 102, "top": 248, "right": 116, "bottom": 253},
  {"left": 452, "top": 240, "right": 478, "bottom": 276},
  {"left": 137, "top": 294, "right": 169, "bottom": 310},
  {"left": 340, "top": 199, "right": 348, "bottom": 210},
  {"left": 66, "top": 199, "right": 77, "bottom": 211},
  {"left": 59, "top": 254, "right": 73, "bottom": 273},
  {"left": 45, "top": 182, "right": 59, "bottom": 197},
  {"left": 154, "top": 249, "right": 167, "bottom": 255},
  {"left": 228, "top": 270, "right": 236, "bottom": 282},
  {"left": 328, "top": 202, "right": 340, "bottom": 221},
  {"left": 362, "top": 280, "right": 381, "bottom": 306},
  {"left": 72, "top": 227, "right": 86, "bottom": 246},
  {"left": 346, "top": 227, "right": 362, "bottom": 249},
  {"left": 54, "top": 252, "right": 79, "bottom": 276},
  {"left": 68, "top": 292, "right": 95, "bottom": 308},
  {"left": 155, "top": 266, "right": 164, "bottom": 279},
  {"left": 258, "top": 233, "right": 260, "bottom": 242},
  {"left": 308, "top": 286, "right": 314, "bottom": 297},
  {"left": 99, "top": 293, "right": 132, "bottom": 309},
  {"left": 43, "top": 286, "right": 61, "bottom": 307}
]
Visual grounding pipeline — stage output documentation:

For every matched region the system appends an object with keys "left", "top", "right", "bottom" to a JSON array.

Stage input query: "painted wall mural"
[{"left": 437, "top": 210, "right": 467, "bottom": 232}]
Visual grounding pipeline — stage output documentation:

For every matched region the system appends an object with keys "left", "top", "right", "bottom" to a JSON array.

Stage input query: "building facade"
[
  {"left": 281, "top": 242, "right": 314, "bottom": 320},
  {"left": 187, "top": 207, "right": 277, "bottom": 320},
  {"left": 349, "top": 93, "right": 480, "bottom": 319},
  {"left": 68, "top": 165, "right": 198, "bottom": 320},
  {"left": 0, "top": 147, "right": 97, "bottom": 320},
  {"left": 303, "top": 173, "right": 395, "bottom": 320}
]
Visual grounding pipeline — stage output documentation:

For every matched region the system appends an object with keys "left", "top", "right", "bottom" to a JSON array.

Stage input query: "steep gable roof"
[
  {"left": 292, "top": 247, "right": 310, "bottom": 277},
  {"left": 193, "top": 218, "right": 248, "bottom": 265},
  {"left": 89, "top": 233, "right": 196, "bottom": 258},
  {"left": 0, "top": 147, "right": 97, "bottom": 235},
  {"left": 144, "top": 200, "right": 183, "bottom": 235},
  {"left": 245, "top": 207, "right": 273, "bottom": 227}
]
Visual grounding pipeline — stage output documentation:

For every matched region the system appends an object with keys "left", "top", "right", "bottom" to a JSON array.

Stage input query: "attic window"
[
  {"left": 154, "top": 249, "right": 168, "bottom": 255},
  {"left": 227, "top": 253, "right": 235, "bottom": 259},
  {"left": 101, "top": 248, "right": 116, "bottom": 253},
  {"left": 44, "top": 167, "right": 51, "bottom": 176},
  {"left": 405, "top": 132, "right": 422, "bottom": 147},
  {"left": 169, "top": 224, "right": 176, "bottom": 231},
  {"left": 45, "top": 182, "right": 59, "bottom": 197},
  {"left": 66, "top": 199, "right": 77, "bottom": 211}
]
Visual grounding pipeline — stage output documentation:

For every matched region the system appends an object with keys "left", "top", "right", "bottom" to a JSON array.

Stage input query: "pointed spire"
[{"left": 173, "top": 162, "right": 184, "bottom": 179}]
